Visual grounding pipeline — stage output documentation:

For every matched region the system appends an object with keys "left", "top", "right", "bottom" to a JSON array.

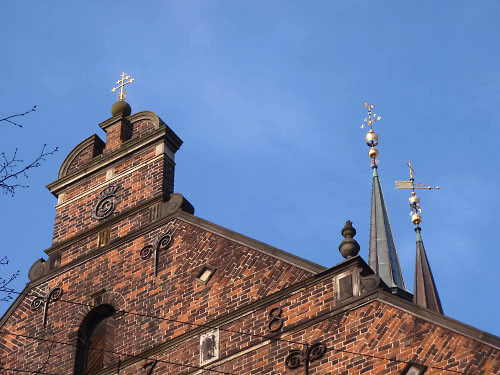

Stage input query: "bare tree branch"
[
  {"left": 0, "top": 257, "right": 19, "bottom": 302},
  {"left": 0, "top": 105, "right": 37, "bottom": 128},
  {"left": 0, "top": 144, "right": 58, "bottom": 196}
]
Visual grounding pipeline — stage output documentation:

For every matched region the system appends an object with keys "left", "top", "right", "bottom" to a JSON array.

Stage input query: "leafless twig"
[
  {"left": 0, "top": 144, "right": 58, "bottom": 196},
  {"left": 0, "top": 105, "right": 37, "bottom": 128},
  {"left": 0, "top": 257, "right": 19, "bottom": 302}
]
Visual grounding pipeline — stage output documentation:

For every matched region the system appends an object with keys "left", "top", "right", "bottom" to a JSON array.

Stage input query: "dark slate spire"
[
  {"left": 395, "top": 161, "right": 442, "bottom": 313},
  {"left": 414, "top": 227, "right": 443, "bottom": 314},
  {"left": 369, "top": 167, "right": 406, "bottom": 290},
  {"left": 361, "top": 102, "right": 407, "bottom": 294}
]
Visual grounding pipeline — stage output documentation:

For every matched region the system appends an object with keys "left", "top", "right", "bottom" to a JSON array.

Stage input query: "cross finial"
[{"left": 111, "top": 72, "right": 135, "bottom": 101}]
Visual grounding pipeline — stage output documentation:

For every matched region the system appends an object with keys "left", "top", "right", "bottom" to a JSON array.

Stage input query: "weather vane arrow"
[{"left": 395, "top": 161, "right": 440, "bottom": 226}]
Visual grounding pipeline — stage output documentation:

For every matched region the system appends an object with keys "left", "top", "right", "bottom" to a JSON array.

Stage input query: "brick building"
[{"left": 1, "top": 97, "right": 499, "bottom": 375}]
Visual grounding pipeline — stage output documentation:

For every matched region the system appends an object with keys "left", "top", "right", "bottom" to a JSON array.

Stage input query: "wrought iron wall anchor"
[
  {"left": 285, "top": 342, "right": 327, "bottom": 375},
  {"left": 140, "top": 233, "right": 173, "bottom": 276},
  {"left": 92, "top": 185, "right": 120, "bottom": 220},
  {"left": 268, "top": 307, "right": 284, "bottom": 332},
  {"left": 30, "top": 287, "right": 63, "bottom": 327}
]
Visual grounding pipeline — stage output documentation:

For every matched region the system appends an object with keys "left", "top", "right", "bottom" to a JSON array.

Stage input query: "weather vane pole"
[
  {"left": 361, "top": 101, "right": 382, "bottom": 168},
  {"left": 395, "top": 161, "right": 440, "bottom": 227},
  {"left": 111, "top": 72, "right": 135, "bottom": 101}
]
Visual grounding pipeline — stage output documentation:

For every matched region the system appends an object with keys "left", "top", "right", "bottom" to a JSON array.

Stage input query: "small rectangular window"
[
  {"left": 196, "top": 265, "right": 216, "bottom": 285},
  {"left": 98, "top": 227, "right": 110, "bottom": 247}
]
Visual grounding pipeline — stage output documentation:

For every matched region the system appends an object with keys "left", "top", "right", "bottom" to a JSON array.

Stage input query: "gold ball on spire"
[
  {"left": 365, "top": 129, "right": 379, "bottom": 147},
  {"left": 412, "top": 213, "right": 422, "bottom": 225},
  {"left": 368, "top": 147, "right": 379, "bottom": 159}
]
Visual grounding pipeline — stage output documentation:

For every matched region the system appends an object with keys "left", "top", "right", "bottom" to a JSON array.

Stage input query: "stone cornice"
[
  {"left": 58, "top": 134, "right": 105, "bottom": 179},
  {"left": 47, "top": 127, "right": 169, "bottom": 196},
  {"left": 376, "top": 291, "right": 500, "bottom": 350},
  {"left": 176, "top": 211, "right": 327, "bottom": 274}
]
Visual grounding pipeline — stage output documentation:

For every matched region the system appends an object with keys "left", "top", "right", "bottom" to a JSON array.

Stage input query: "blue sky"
[{"left": 1, "top": 1, "right": 499, "bottom": 337}]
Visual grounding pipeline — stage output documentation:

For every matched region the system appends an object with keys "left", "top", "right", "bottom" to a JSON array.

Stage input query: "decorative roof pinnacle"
[
  {"left": 395, "top": 161, "right": 440, "bottom": 228},
  {"left": 111, "top": 72, "right": 135, "bottom": 102},
  {"left": 361, "top": 101, "right": 382, "bottom": 169}
]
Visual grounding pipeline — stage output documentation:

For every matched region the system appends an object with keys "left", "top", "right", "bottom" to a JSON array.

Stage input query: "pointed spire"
[
  {"left": 414, "top": 227, "right": 443, "bottom": 314},
  {"left": 369, "top": 166, "right": 406, "bottom": 289},
  {"left": 396, "top": 161, "right": 443, "bottom": 314},
  {"left": 361, "top": 102, "right": 407, "bottom": 291}
]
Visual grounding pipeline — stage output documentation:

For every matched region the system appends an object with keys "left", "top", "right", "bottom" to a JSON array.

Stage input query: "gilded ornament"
[
  {"left": 368, "top": 147, "right": 379, "bottom": 159},
  {"left": 111, "top": 72, "right": 135, "bottom": 101}
]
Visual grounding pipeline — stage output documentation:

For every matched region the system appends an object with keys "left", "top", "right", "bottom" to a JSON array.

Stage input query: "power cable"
[
  {"left": 0, "top": 330, "right": 237, "bottom": 375},
  {"left": 3, "top": 288, "right": 307, "bottom": 347},
  {"left": 1, "top": 289, "right": 487, "bottom": 375},
  {"left": 0, "top": 328, "right": 481, "bottom": 375}
]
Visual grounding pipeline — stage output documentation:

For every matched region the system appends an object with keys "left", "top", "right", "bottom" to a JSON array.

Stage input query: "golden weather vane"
[
  {"left": 111, "top": 72, "right": 135, "bottom": 101},
  {"left": 395, "top": 161, "right": 440, "bottom": 226},
  {"left": 361, "top": 101, "right": 382, "bottom": 168}
]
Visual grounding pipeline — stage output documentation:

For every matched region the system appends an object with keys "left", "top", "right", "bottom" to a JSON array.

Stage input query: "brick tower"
[{"left": 1, "top": 93, "right": 499, "bottom": 375}]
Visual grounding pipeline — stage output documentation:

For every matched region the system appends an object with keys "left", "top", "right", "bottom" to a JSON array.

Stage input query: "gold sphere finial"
[
  {"left": 396, "top": 161, "right": 440, "bottom": 229},
  {"left": 411, "top": 213, "right": 422, "bottom": 225},
  {"left": 361, "top": 102, "right": 382, "bottom": 166},
  {"left": 368, "top": 147, "right": 379, "bottom": 159},
  {"left": 365, "top": 129, "right": 379, "bottom": 147}
]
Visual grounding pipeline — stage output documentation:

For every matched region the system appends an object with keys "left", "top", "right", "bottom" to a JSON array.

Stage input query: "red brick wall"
[
  {"left": 0, "top": 219, "right": 315, "bottom": 374},
  {"left": 52, "top": 143, "right": 176, "bottom": 244},
  {"left": 2, "top": 228, "right": 499, "bottom": 375},
  {"left": 66, "top": 144, "right": 95, "bottom": 176}
]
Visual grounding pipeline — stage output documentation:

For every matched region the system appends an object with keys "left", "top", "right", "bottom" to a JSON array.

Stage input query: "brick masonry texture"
[
  {"left": 52, "top": 125, "right": 175, "bottom": 244},
  {"left": 0, "top": 219, "right": 314, "bottom": 373},
  {"left": 1, "top": 110, "right": 499, "bottom": 375}
]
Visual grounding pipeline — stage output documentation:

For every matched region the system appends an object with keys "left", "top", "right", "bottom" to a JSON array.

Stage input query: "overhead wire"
[
  {"left": 0, "top": 329, "right": 238, "bottom": 375},
  {"left": 1, "top": 287, "right": 485, "bottom": 375},
  {"left": 0, "top": 321, "right": 482, "bottom": 375}
]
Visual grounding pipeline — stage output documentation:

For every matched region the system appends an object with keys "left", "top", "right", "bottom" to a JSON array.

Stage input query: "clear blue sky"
[{"left": 1, "top": 1, "right": 499, "bottom": 337}]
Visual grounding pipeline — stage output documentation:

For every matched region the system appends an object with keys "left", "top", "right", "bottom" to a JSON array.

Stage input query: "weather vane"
[
  {"left": 395, "top": 161, "right": 440, "bottom": 227},
  {"left": 361, "top": 101, "right": 382, "bottom": 168},
  {"left": 111, "top": 72, "right": 135, "bottom": 101}
]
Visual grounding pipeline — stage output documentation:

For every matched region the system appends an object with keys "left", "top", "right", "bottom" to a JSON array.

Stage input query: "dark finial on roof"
[
  {"left": 338, "top": 220, "right": 360, "bottom": 259},
  {"left": 111, "top": 100, "right": 131, "bottom": 117}
]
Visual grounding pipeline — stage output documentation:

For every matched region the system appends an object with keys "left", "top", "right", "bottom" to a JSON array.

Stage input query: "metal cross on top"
[
  {"left": 395, "top": 161, "right": 440, "bottom": 227},
  {"left": 111, "top": 72, "right": 135, "bottom": 101}
]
